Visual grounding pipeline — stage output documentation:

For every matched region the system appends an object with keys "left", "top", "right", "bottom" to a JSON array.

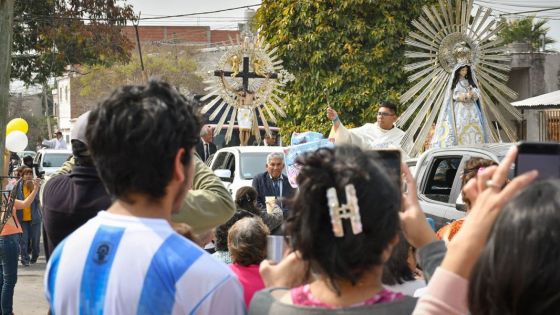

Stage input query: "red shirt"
[{"left": 229, "top": 263, "right": 265, "bottom": 307}]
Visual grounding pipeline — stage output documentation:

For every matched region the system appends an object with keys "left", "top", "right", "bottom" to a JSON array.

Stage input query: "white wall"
[{"left": 55, "top": 77, "right": 72, "bottom": 142}]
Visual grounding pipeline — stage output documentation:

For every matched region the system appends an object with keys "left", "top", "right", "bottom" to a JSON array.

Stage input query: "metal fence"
[{"left": 541, "top": 110, "right": 560, "bottom": 142}]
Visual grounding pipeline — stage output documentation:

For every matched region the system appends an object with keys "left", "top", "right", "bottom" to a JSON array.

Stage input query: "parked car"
[
  {"left": 33, "top": 149, "right": 72, "bottom": 179},
  {"left": 411, "top": 143, "right": 512, "bottom": 230},
  {"left": 209, "top": 146, "right": 286, "bottom": 197}
]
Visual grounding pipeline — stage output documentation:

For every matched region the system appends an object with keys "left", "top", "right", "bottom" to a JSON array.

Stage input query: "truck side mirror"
[{"left": 214, "top": 169, "right": 232, "bottom": 182}]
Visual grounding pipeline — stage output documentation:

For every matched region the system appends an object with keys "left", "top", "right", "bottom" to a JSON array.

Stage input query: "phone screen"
[
  {"left": 515, "top": 142, "right": 560, "bottom": 180},
  {"left": 368, "top": 149, "right": 402, "bottom": 191}
]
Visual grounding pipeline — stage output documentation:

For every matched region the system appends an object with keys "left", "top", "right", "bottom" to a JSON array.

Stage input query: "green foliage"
[
  {"left": 75, "top": 45, "right": 204, "bottom": 101},
  {"left": 498, "top": 16, "right": 556, "bottom": 52},
  {"left": 256, "top": 0, "right": 435, "bottom": 141},
  {"left": 12, "top": 0, "right": 135, "bottom": 85}
]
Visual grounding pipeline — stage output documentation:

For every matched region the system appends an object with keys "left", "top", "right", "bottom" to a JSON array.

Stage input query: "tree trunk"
[{"left": 0, "top": 0, "right": 15, "bottom": 176}]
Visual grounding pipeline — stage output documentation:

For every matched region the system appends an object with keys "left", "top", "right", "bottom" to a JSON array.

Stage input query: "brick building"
[
  {"left": 121, "top": 25, "right": 239, "bottom": 47},
  {"left": 53, "top": 25, "right": 240, "bottom": 136}
]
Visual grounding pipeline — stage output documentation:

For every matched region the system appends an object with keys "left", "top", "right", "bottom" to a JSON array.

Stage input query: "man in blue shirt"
[{"left": 44, "top": 80, "right": 245, "bottom": 315}]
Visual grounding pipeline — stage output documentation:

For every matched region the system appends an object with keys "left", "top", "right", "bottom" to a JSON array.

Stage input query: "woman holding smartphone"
[{"left": 0, "top": 174, "right": 40, "bottom": 315}]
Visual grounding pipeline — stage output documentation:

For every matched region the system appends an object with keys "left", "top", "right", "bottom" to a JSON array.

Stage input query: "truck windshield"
[
  {"left": 43, "top": 153, "right": 71, "bottom": 167},
  {"left": 240, "top": 152, "right": 285, "bottom": 180}
]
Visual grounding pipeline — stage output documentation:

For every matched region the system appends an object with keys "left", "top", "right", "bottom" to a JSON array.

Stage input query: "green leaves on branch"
[
  {"left": 76, "top": 45, "right": 204, "bottom": 102},
  {"left": 12, "top": 0, "right": 135, "bottom": 85},
  {"left": 256, "top": 0, "right": 435, "bottom": 141},
  {"left": 498, "top": 16, "right": 556, "bottom": 52}
]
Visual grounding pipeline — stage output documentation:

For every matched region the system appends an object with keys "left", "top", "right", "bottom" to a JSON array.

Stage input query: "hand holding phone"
[{"left": 515, "top": 142, "right": 560, "bottom": 181}]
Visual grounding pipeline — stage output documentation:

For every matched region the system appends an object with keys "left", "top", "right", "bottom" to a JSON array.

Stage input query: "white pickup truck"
[{"left": 411, "top": 143, "right": 512, "bottom": 230}]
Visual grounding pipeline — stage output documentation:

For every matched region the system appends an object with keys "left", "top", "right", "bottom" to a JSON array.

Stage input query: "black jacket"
[
  {"left": 195, "top": 141, "right": 217, "bottom": 162},
  {"left": 42, "top": 166, "right": 112, "bottom": 260},
  {"left": 252, "top": 172, "right": 295, "bottom": 213}
]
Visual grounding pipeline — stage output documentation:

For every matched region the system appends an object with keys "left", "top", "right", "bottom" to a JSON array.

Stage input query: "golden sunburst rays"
[
  {"left": 397, "top": 0, "right": 520, "bottom": 156},
  {"left": 201, "top": 36, "right": 294, "bottom": 144}
]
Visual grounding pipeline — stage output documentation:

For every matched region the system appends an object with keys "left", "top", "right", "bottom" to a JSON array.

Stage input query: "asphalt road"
[{"left": 13, "top": 247, "right": 49, "bottom": 314}]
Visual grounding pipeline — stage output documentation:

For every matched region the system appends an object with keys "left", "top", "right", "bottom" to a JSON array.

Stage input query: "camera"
[{"left": 32, "top": 163, "right": 45, "bottom": 179}]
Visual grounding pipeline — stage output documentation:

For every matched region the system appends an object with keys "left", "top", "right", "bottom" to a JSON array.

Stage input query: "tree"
[
  {"left": 498, "top": 16, "right": 556, "bottom": 52},
  {"left": 11, "top": 0, "right": 135, "bottom": 85},
  {"left": 1, "top": 0, "right": 16, "bottom": 171},
  {"left": 73, "top": 45, "right": 205, "bottom": 110},
  {"left": 256, "top": 0, "right": 435, "bottom": 140}
]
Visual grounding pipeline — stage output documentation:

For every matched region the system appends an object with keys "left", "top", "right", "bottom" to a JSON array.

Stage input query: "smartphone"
[
  {"left": 515, "top": 142, "right": 560, "bottom": 180},
  {"left": 266, "top": 235, "right": 286, "bottom": 263},
  {"left": 368, "top": 149, "right": 402, "bottom": 185},
  {"left": 368, "top": 150, "right": 402, "bottom": 209}
]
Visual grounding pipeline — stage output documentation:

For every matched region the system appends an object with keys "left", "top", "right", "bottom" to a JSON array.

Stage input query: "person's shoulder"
[
  {"left": 43, "top": 174, "right": 73, "bottom": 201},
  {"left": 156, "top": 234, "right": 233, "bottom": 278},
  {"left": 253, "top": 172, "right": 267, "bottom": 181},
  {"left": 394, "top": 127, "right": 405, "bottom": 135},
  {"left": 250, "top": 289, "right": 417, "bottom": 315}
]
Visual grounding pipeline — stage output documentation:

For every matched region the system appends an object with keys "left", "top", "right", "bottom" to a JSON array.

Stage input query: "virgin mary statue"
[{"left": 430, "top": 63, "right": 490, "bottom": 148}]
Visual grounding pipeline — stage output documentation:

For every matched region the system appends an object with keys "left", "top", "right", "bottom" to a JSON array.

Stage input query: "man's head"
[
  {"left": 86, "top": 80, "right": 201, "bottom": 210},
  {"left": 200, "top": 125, "right": 213, "bottom": 143},
  {"left": 376, "top": 102, "right": 398, "bottom": 130},
  {"left": 22, "top": 155, "right": 33, "bottom": 168},
  {"left": 264, "top": 134, "right": 276, "bottom": 146},
  {"left": 21, "top": 166, "right": 34, "bottom": 190},
  {"left": 228, "top": 217, "right": 269, "bottom": 266},
  {"left": 55, "top": 131, "right": 63, "bottom": 139},
  {"left": 71, "top": 111, "right": 94, "bottom": 167},
  {"left": 265, "top": 152, "right": 284, "bottom": 179}
]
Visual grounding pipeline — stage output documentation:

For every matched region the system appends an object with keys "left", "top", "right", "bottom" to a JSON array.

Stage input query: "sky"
[{"left": 127, "top": 0, "right": 560, "bottom": 50}]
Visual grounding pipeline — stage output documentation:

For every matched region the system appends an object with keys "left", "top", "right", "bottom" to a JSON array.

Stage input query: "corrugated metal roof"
[{"left": 511, "top": 90, "right": 560, "bottom": 108}]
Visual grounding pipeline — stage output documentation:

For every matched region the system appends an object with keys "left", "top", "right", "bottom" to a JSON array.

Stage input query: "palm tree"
[{"left": 498, "top": 16, "right": 555, "bottom": 52}]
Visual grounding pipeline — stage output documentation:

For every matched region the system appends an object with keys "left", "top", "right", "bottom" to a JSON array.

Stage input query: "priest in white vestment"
[{"left": 327, "top": 102, "right": 406, "bottom": 156}]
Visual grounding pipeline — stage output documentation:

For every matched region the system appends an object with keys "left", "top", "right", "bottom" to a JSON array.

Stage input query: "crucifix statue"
[{"left": 201, "top": 36, "right": 295, "bottom": 144}]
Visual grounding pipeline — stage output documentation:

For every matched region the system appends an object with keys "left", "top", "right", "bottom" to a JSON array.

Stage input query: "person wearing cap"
[
  {"left": 41, "top": 130, "right": 68, "bottom": 149},
  {"left": 43, "top": 118, "right": 235, "bottom": 242},
  {"left": 41, "top": 111, "right": 112, "bottom": 260}
]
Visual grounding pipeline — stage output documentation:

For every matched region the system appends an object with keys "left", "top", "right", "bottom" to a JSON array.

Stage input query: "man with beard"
[{"left": 45, "top": 80, "right": 244, "bottom": 314}]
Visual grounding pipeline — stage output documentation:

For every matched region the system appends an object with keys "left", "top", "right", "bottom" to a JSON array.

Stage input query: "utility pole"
[
  {"left": 132, "top": 13, "right": 148, "bottom": 83},
  {"left": 43, "top": 83, "right": 52, "bottom": 139},
  {"left": 0, "top": 0, "right": 15, "bottom": 175}
]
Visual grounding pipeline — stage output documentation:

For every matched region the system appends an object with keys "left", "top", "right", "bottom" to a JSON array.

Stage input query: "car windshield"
[
  {"left": 43, "top": 153, "right": 70, "bottom": 168},
  {"left": 240, "top": 152, "right": 279, "bottom": 180}
]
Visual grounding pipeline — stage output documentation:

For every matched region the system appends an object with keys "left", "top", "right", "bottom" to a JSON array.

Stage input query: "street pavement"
[{"left": 13, "top": 249, "right": 49, "bottom": 314}]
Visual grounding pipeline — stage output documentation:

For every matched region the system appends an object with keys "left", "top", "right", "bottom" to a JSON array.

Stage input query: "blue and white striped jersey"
[{"left": 45, "top": 211, "right": 245, "bottom": 315}]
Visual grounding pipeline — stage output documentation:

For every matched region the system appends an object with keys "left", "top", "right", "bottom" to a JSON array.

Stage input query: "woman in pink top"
[
  {"left": 1, "top": 177, "right": 40, "bottom": 315},
  {"left": 228, "top": 217, "right": 269, "bottom": 306}
]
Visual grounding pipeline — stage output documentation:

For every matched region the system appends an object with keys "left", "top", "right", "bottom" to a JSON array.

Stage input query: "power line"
[
  {"left": 138, "top": 4, "right": 260, "bottom": 21},
  {"left": 15, "top": 3, "right": 261, "bottom": 23},
  {"left": 499, "top": 6, "right": 560, "bottom": 16}
]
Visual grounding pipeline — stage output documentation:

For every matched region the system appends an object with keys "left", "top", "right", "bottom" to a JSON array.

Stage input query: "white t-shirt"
[
  {"left": 384, "top": 278, "right": 426, "bottom": 297},
  {"left": 45, "top": 211, "right": 245, "bottom": 315}
]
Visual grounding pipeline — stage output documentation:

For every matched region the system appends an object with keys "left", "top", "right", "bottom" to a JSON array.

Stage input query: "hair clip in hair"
[{"left": 326, "top": 184, "right": 362, "bottom": 238}]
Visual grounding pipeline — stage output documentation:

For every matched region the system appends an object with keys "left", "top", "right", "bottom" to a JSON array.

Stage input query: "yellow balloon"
[{"left": 6, "top": 118, "right": 28, "bottom": 135}]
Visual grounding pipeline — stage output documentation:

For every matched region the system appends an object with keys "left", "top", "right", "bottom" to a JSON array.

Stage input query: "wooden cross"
[{"left": 214, "top": 56, "right": 278, "bottom": 93}]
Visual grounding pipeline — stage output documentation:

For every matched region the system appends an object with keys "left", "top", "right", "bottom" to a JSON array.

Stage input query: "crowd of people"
[{"left": 0, "top": 79, "right": 555, "bottom": 315}]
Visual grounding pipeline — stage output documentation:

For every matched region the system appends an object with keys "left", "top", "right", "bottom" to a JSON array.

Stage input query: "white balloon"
[{"left": 6, "top": 130, "right": 28, "bottom": 152}]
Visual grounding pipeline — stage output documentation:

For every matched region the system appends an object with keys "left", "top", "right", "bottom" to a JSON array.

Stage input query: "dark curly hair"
[
  {"left": 285, "top": 145, "right": 401, "bottom": 294},
  {"left": 235, "top": 186, "right": 260, "bottom": 216},
  {"left": 228, "top": 217, "right": 270, "bottom": 266},
  {"left": 382, "top": 233, "right": 416, "bottom": 285},
  {"left": 86, "top": 79, "right": 201, "bottom": 201},
  {"left": 214, "top": 209, "right": 255, "bottom": 252}
]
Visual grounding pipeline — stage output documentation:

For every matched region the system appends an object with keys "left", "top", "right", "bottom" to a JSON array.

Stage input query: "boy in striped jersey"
[{"left": 44, "top": 80, "right": 245, "bottom": 315}]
